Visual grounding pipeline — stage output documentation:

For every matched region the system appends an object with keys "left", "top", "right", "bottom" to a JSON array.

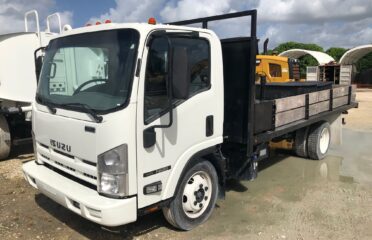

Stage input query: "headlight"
[{"left": 97, "top": 144, "right": 128, "bottom": 198}]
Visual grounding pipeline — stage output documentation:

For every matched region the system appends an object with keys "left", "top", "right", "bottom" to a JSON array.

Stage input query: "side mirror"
[
  {"left": 171, "top": 47, "right": 190, "bottom": 100},
  {"left": 143, "top": 127, "right": 156, "bottom": 148}
]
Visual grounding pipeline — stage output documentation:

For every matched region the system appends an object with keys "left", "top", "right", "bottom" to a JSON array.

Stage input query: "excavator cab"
[
  {"left": 256, "top": 38, "right": 301, "bottom": 83},
  {"left": 256, "top": 55, "right": 301, "bottom": 82}
]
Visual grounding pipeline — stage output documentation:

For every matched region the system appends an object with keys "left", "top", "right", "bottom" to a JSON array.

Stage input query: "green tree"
[
  {"left": 326, "top": 47, "right": 347, "bottom": 61},
  {"left": 272, "top": 42, "right": 324, "bottom": 78},
  {"left": 273, "top": 41, "right": 324, "bottom": 53}
]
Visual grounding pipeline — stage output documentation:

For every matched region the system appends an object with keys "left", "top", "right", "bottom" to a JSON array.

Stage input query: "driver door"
[{"left": 136, "top": 33, "right": 216, "bottom": 208}]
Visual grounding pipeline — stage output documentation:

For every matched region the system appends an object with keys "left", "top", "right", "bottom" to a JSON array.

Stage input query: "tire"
[
  {"left": 0, "top": 115, "right": 11, "bottom": 160},
  {"left": 162, "top": 161, "right": 218, "bottom": 231},
  {"left": 307, "top": 122, "right": 331, "bottom": 160},
  {"left": 294, "top": 127, "right": 309, "bottom": 158}
]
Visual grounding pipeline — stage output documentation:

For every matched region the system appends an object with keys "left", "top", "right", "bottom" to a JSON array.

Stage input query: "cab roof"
[{"left": 55, "top": 22, "right": 215, "bottom": 40}]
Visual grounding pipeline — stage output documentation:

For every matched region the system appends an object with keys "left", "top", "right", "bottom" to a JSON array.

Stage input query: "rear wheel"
[
  {"left": 307, "top": 122, "right": 331, "bottom": 160},
  {"left": 0, "top": 115, "right": 11, "bottom": 160},
  {"left": 163, "top": 161, "right": 218, "bottom": 231},
  {"left": 294, "top": 127, "right": 309, "bottom": 158}
]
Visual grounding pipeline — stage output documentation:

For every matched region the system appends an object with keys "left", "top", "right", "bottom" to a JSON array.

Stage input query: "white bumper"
[{"left": 22, "top": 161, "right": 137, "bottom": 227}]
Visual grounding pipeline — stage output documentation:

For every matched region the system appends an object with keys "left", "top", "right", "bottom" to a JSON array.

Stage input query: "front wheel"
[{"left": 163, "top": 161, "right": 218, "bottom": 231}]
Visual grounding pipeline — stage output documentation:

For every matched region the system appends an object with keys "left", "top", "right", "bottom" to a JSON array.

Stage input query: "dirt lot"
[{"left": 1, "top": 90, "right": 372, "bottom": 240}]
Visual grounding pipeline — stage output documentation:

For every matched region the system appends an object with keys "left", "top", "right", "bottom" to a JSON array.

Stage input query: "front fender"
[{"left": 161, "top": 136, "right": 223, "bottom": 200}]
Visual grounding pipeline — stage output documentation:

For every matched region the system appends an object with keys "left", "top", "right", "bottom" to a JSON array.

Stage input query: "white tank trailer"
[{"left": 0, "top": 10, "right": 62, "bottom": 159}]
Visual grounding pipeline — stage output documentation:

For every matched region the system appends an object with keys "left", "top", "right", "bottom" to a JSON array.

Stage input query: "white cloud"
[
  {"left": 257, "top": 0, "right": 372, "bottom": 23},
  {"left": 160, "top": 0, "right": 231, "bottom": 22},
  {"left": 258, "top": 0, "right": 372, "bottom": 49},
  {"left": 90, "top": 0, "right": 166, "bottom": 23},
  {"left": 0, "top": 0, "right": 73, "bottom": 34},
  {"left": 90, "top": 0, "right": 372, "bottom": 48}
]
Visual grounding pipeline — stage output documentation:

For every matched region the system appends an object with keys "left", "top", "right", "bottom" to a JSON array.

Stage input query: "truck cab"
[{"left": 24, "top": 20, "right": 224, "bottom": 228}]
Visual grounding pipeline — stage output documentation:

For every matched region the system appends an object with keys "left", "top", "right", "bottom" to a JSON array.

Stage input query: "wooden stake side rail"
[
  {"left": 274, "top": 85, "right": 356, "bottom": 128},
  {"left": 254, "top": 102, "right": 358, "bottom": 145}
]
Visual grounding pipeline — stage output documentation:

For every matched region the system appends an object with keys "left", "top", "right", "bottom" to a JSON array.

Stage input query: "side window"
[
  {"left": 144, "top": 36, "right": 211, "bottom": 123},
  {"left": 171, "top": 38, "right": 210, "bottom": 95},
  {"left": 144, "top": 37, "right": 169, "bottom": 122},
  {"left": 269, "top": 63, "right": 282, "bottom": 77},
  {"left": 181, "top": 38, "right": 210, "bottom": 95}
]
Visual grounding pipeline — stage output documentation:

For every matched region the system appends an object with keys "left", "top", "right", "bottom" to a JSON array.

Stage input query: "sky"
[{"left": 0, "top": 0, "right": 371, "bottom": 50}]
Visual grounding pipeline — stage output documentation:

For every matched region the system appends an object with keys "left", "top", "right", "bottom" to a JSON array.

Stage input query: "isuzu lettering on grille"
[{"left": 50, "top": 139, "right": 71, "bottom": 152}]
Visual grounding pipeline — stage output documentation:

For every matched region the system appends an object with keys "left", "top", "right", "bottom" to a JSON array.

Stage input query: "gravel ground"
[{"left": 0, "top": 90, "right": 372, "bottom": 240}]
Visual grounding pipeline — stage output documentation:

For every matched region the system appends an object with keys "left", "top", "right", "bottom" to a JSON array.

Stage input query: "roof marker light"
[
  {"left": 85, "top": 23, "right": 92, "bottom": 27},
  {"left": 96, "top": 21, "right": 101, "bottom": 25},
  {"left": 105, "top": 20, "right": 112, "bottom": 24},
  {"left": 148, "top": 17, "right": 156, "bottom": 25}
]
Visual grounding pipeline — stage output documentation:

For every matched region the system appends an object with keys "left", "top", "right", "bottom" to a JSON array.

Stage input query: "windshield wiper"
[
  {"left": 36, "top": 94, "right": 57, "bottom": 114},
  {"left": 59, "top": 103, "right": 103, "bottom": 123}
]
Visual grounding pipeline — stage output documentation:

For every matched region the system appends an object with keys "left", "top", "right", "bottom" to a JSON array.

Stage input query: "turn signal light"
[{"left": 148, "top": 17, "right": 157, "bottom": 25}]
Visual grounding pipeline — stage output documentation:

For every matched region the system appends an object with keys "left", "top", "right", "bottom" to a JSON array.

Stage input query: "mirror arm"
[
  {"left": 151, "top": 105, "right": 174, "bottom": 131},
  {"left": 143, "top": 105, "right": 174, "bottom": 148}
]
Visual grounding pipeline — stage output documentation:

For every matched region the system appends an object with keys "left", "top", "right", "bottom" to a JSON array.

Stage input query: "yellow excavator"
[{"left": 256, "top": 39, "right": 301, "bottom": 83}]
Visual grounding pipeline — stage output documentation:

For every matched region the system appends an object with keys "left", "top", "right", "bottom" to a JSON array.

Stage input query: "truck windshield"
[{"left": 37, "top": 29, "right": 140, "bottom": 113}]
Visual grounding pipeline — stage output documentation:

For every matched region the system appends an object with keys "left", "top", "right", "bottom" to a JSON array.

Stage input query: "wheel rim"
[
  {"left": 182, "top": 171, "right": 212, "bottom": 219},
  {"left": 319, "top": 127, "right": 330, "bottom": 154}
]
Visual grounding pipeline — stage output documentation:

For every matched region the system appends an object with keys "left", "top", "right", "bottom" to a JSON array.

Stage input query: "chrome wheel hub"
[{"left": 182, "top": 171, "right": 212, "bottom": 218}]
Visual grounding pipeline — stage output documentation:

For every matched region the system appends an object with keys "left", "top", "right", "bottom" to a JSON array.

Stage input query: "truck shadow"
[
  {"left": 225, "top": 151, "right": 290, "bottom": 193},
  {"left": 34, "top": 194, "right": 176, "bottom": 239},
  {"left": 0, "top": 144, "right": 34, "bottom": 162},
  {"left": 9, "top": 144, "right": 34, "bottom": 159}
]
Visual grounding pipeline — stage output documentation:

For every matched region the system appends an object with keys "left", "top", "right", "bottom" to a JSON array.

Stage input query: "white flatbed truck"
[
  {"left": 23, "top": 10, "right": 357, "bottom": 230},
  {"left": 0, "top": 10, "right": 62, "bottom": 159}
]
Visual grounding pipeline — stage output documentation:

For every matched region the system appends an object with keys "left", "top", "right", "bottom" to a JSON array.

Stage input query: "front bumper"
[{"left": 22, "top": 161, "right": 137, "bottom": 227}]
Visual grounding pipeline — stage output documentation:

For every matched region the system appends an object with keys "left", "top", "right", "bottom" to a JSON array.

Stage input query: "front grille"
[
  {"left": 83, "top": 173, "right": 97, "bottom": 180},
  {"left": 40, "top": 143, "right": 49, "bottom": 149},
  {"left": 54, "top": 160, "right": 76, "bottom": 172},
  {"left": 44, "top": 162, "right": 96, "bottom": 191},
  {"left": 36, "top": 142, "right": 97, "bottom": 186},
  {"left": 54, "top": 149, "right": 74, "bottom": 159},
  {"left": 41, "top": 154, "right": 50, "bottom": 160},
  {"left": 82, "top": 160, "right": 97, "bottom": 167}
]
